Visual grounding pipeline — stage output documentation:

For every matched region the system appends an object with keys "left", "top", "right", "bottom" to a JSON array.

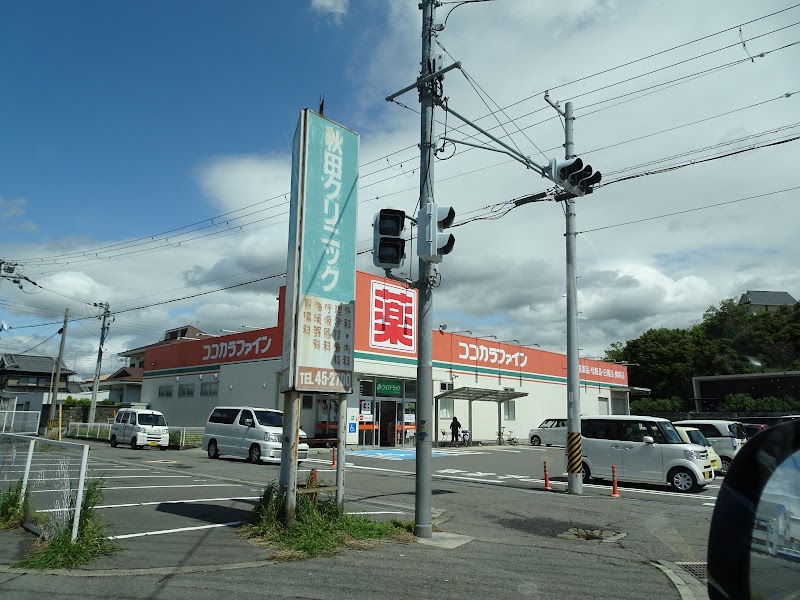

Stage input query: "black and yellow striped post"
[{"left": 566, "top": 431, "right": 583, "bottom": 492}]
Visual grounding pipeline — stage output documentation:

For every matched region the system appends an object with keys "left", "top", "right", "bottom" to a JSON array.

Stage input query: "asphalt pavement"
[{"left": 0, "top": 441, "right": 712, "bottom": 600}]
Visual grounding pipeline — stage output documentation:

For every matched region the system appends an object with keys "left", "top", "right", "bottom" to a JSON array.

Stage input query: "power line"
[
  {"left": 577, "top": 186, "right": 800, "bottom": 234},
  {"left": 13, "top": 8, "right": 797, "bottom": 269}
]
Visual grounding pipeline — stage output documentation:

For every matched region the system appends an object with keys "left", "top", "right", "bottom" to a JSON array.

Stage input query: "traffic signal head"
[
  {"left": 373, "top": 209, "right": 406, "bottom": 270},
  {"left": 546, "top": 157, "right": 601, "bottom": 196},
  {"left": 417, "top": 202, "right": 455, "bottom": 263}
]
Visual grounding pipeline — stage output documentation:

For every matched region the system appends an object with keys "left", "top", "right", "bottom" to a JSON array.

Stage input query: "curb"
[{"left": 653, "top": 560, "right": 707, "bottom": 600}]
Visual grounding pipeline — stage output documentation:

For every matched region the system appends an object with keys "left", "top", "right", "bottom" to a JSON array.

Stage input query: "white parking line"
[
  {"left": 108, "top": 521, "right": 242, "bottom": 539},
  {"left": 94, "top": 496, "right": 260, "bottom": 510},
  {"left": 703, "top": 503, "right": 716, "bottom": 507},
  {"left": 349, "top": 511, "right": 406, "bottom": 515},
  {"left": 30, "top": 483, "right": 243, "bottom": 493},
  {"left": 88, "top": 474, "right": 191, "bottom": 479}
]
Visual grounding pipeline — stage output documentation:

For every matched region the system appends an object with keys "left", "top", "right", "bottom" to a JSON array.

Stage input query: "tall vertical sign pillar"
[
  {"left": 281, "top": 109, "right": 359, "bottom": 525},
  {"left": 414, "top": 0, "right": 436, "bottom": 539}
]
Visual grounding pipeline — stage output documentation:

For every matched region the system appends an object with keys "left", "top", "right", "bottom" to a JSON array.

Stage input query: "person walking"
[{"left": 450, "top": 416, "right": 462, "bottom": 446}]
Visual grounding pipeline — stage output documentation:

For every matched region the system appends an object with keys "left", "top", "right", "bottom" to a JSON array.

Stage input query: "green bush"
[
  {"left": 629, "top": 397, "right": 685, "bottom": 414},
  {"left": 719, "top": 393, "right": 800, "bottom": 412}
]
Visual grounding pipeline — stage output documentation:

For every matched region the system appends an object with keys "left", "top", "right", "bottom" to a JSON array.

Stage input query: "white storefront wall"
[{"left": 143, "top": 351, "right": 628, "bottom": 445}]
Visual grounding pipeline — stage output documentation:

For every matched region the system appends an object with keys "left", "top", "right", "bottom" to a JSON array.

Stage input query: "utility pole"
[
  {"left": 88, "top": 302, "right": 111, "bottom": 424},
  {"left": 563, "top": 101, "right": 583, "bottom": 494},
  {"left": 48, "top": 308, "right": 69, "bottom": 429},
  {"left": 414, "top": 0, "right": 437, "bottom": 539}
]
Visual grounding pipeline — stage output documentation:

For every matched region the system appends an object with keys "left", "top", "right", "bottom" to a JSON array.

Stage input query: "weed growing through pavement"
[
  {"left": 0, "top": 481, "right": 26, "bottom": 529},
  {"left": 16, "top": 479, "right": 117, "bottom": 569},
  {"left": 240, "top": 471, "right": 414, "bottom": 560}
]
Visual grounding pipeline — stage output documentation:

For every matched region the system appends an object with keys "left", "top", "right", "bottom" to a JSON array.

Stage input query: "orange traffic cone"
[
  {"left": 543, "top": 460, "right": 553, "bottom": 492},
  {"left": 611, "top": 465, "right": 620, "bottom": 498},
  {"left": 331, "top": 446, "right": 337, "bottom": 467}
]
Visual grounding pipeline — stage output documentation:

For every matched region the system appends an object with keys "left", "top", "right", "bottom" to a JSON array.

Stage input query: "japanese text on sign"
[
  {"left": 369, "top": 280, "right": 416, "bottom": 353},
  {"left": 203, "top": 336, "right": 271, "bottom": 361},
  {"left": 320, "top": 126, "right": 344, "bottom": 292}
]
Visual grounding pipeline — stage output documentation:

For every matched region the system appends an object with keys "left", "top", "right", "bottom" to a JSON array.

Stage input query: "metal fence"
[
  {"left": 66, "top": 422, "right": 111, "bottom": 441},
  {"left": 0, "top": 433, "right": 89, "bottom": 542},
  {"left": 0, "top": 411, "right": 41, "bottom": 434},
  {"left": 170, "top": 427, "right": 205, "bottom": 449},
  {"left": 65, "top": 423, "right": 205, "bottom": 449}
]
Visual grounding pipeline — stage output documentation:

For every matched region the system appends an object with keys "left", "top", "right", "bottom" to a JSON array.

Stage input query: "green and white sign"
[
  {"left": 376, "top": 380, "right": 402, "bottom": 397},
  {"left": 281, "top": 109, "right": 359, "bottom": 394}
]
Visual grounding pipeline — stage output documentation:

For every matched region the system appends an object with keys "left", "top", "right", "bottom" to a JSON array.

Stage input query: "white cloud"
[
  {"left": 0, "top": 195, "right": 27, "bottom": 219},
  {"left": 310, "top": 0, "right": 349, "bottom": 22},
  {"left": 2, "top": 0, "right": 798, "bottom": 375}
]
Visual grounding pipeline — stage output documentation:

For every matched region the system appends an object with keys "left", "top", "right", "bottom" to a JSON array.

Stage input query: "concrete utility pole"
[
  {"left": 563, "top": 101, "right": 583, "bottom": 495},
  {"left": 88, "top": 303, "right": 111, "bottom": 424},
  {"left": 413, "top": 0, "right": 437, "bottom": 539},
  {"left": 48, "top": 308, "right": 69, "bottom": 428}
]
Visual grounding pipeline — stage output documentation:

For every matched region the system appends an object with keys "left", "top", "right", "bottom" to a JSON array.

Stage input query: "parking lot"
[{"left": 74, "top": 438, "right": 722, "bottom": 551}]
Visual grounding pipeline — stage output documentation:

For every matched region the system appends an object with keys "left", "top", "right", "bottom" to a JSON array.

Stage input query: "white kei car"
[{"left": 528, "top": 418, "right": 567, "bottom": 446}]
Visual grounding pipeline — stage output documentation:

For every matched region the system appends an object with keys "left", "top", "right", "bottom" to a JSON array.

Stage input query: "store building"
[{"left": 133, "top": 271, "right": 630, "bottom": 446}]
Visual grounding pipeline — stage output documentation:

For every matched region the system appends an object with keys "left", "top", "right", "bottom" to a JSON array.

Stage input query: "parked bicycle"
[{"left": 497, "top": 427, "right": 518, "bottom": 446}]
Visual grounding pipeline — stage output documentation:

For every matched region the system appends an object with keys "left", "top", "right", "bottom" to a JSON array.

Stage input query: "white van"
[
  {"left": 581, "top": 415, "right": 715, "bottom": 492},
  {"left": 673, "top": 419, "right": 747, "bottom": 474},
  {"left": 202, "top": 406, "right": 309, "bottom": 464},
  {"left": 110, "top": 408, "right": 169, "bottom": 450}
]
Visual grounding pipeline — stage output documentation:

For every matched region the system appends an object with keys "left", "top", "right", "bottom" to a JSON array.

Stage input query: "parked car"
[
  {"left": 743, "top": 423, "right": 768, "bottom": 438},
  {"left": 110, "top": 408, "right": 169, "bottom": 450},
  {"left": 673, "top": 419, "right": 747, "bottom": 474},
  {"left": 581, "top": 415, "right": 714, "bottom": 492},
  {"left": 675, "top": 426, "right": 722, "bottom": 472},
  {"left": 528, "top": 418, "right": 567, "bottom": 446},
  {"left": 202, "top": 406, "right": 309, "bottom": 464}
]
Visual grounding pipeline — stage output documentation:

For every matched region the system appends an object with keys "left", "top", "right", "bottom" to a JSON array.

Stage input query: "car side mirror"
[
  {"left": 643, "top": 436, "right": 654, "bottom": 444},
  {"left": 707, "top": 419, "right": 800, "bottom": 598},
  {"left": 244, "top": 418, "right": 254, "bottom": 427}
]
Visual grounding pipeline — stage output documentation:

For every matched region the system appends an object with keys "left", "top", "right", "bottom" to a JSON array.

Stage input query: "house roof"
[
  {"left": 0, "top": 354, "right": 75, "bottom": 376},
  {"left": 106, "top": 366, "right": 145, "bottom": 382},
  {"left": 738, "top": 290, "right": 797, "bottom": 306},
  {"left": 118, "top": 325, "right": 211, "bottom": 357}
]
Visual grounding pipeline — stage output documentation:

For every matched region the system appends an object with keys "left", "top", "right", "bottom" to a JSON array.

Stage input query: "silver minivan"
[
  {"left": 202, "top": 406, "right": 309, "bottom": 464},
  {"left": 581, "top": 415, "right": 715, "bottom": 492},
  {"left": 673, "top": 419, "right": 747, "bottom": 473}
]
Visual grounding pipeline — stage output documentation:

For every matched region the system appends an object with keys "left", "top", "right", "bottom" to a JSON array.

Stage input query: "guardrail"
[
  {"left": 0, "top": 433, "right": 89, "bottom": 542},
  {"left": 66, "top": 422, "right": 111, "bottom": 441},
  {"left": 65, "top": 423, "right": 205, "bottom": 449},
  {"left": 0, "top": 411, "right": 40, "bottom": 435},
  {"left": 169, "top": 427, "right": 205, "bottom": 449}
]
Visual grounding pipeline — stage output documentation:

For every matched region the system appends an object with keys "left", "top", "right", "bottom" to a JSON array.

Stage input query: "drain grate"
[{"left": 675, "top": 562, "right": 707, "bottom": 581}]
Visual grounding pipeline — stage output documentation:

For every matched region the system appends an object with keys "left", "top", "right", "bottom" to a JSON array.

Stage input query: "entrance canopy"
[{"left": 434, "top": 387, "right": 528, "bottom": 445}]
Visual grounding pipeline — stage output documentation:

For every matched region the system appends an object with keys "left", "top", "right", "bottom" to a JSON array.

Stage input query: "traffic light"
[
  {"left": 546, "top": 157, "right": 601, "bottom": 196},
  {"left": 373, "top": 209, "right": 406, "bottom": 270},
  {"left": 417, "top": 202, "right": 455, "bottom": 263}
]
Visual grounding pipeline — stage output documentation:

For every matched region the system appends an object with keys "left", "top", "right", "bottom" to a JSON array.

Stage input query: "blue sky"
[
  {"left": 1, "top": 0, "right": 798, "bottom": 377},
  {"left": 1, "top": 1, "right": 386, "bottom": 242}
]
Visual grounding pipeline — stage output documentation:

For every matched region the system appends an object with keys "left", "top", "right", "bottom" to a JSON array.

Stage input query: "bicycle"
[{"left": 497, "top": 427, "right": 519, "bottom": 446}]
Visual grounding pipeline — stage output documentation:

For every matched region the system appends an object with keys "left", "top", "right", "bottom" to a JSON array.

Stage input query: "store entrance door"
[{"left": 378, "top": 401, "right": 398, "bottom": 447}]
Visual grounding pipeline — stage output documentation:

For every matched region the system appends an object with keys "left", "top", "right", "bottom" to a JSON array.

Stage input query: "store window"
[
  {"left": 178, "top": 383, "right": 195, "bottom": 398},
  {"left": 158, "top": 385, "right": 173, "bottom": 398},
  {"left": 200, "top": 382, "right": 219, "bottom": 397},
  {"left": 439, "top": 397, "right": 454, "bottom": 419},
  {"left": 359, "top": 379, "right": 375, "bottom": 397},
  {"left": 504, "top": 400, "right": 516, "bottom": 421}
]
